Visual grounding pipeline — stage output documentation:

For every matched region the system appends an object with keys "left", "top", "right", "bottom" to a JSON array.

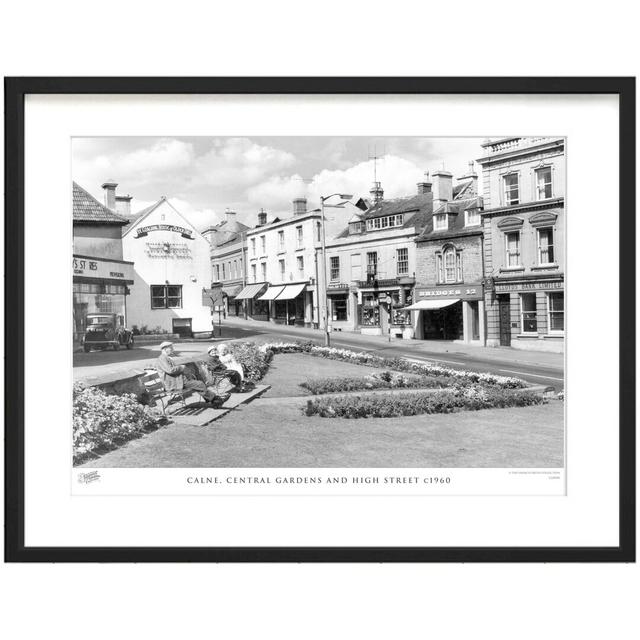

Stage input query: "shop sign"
[
  {"left": 494, "top": 281, "right": 563, "bottom": 292},
  {"left": 135, "top": 224, "right": 194, "bottom": 239},
  {"left": 202, "top": 287, "right": 224, "bottom": 307},
  {"left": 416, "top": 284, "right": 483, "bottom": 300},
  {"left": 72, "top": 255, "right": 134, "bottom": 282}
]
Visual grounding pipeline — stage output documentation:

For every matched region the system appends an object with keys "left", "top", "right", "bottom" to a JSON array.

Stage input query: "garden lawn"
[
  {"left": 81, "top": 397, "right": 564, "bottom": 469},
  {"left": 261, "top": 353, "right": 385, "bottom": 397}
]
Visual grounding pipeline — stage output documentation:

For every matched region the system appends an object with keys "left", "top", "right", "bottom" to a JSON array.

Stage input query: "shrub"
[
  {"left": 260, "top": 341, "right": 526, "bottom": 389},
  {"left": 229, "top": 341, "right": 273, "bottom": 382},
  {"left": 73, "top": 383, "right": 160, "bottom": 464},
  {"left": 304, "top": 387, "right": 545, "bottom": 419},
  {"left": 300, "top": 371, "right": 449, "bottom": 395}
]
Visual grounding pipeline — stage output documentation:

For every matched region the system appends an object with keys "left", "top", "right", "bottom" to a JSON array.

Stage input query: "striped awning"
[
  {"left": 276, "top": 283, "right": 307, "bottom": 300},
  {"left": 222, "top": 285, "right": 242, "bottom": 298},
  {"left": 235, "top": 283, "right": 268, "bottom": 300},
  {"left": 258, "top": 285, "right": 285, "bottom": 301}
]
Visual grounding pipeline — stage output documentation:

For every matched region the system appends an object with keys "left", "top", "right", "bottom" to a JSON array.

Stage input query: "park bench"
[{"left": 140, "top": 368, "right": 206, "bottom": 415}]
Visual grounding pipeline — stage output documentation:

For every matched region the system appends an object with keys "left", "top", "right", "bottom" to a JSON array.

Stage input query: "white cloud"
[
  {"left": 190, "top": 137, "right": 296, "bottom": 189},
  {"left": 246, "top": 155, "right": 426, "bottom": 216}
]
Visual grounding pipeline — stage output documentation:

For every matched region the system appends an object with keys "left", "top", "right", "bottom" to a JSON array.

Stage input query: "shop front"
[
  {"left": 486, "top": 277, "right": 564, "bottom": 352},
  {"left": 409, "top": 283, "right": 484, "bottom": 344},
  {"left": 357, "top": 280, "right": 414, "bottom": 339},
  {"left": 272, "top": 283, "right": 307, "bottom": 326},
  {"left": 236, "top": 282, "right": 269, "bottom": 320},
  {"left": 326, "top": 284, "right": 352, "bottom": 332},
  {"left": 222, "top": 284, "right": 243, "bottom": 317},
  {"left": 72, "top": 254, "right": 135, "bottom": 343}
]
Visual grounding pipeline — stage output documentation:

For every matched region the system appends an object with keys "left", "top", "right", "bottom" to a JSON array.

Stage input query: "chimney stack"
[
  {"left": 224, "top": 208, "right": 237, "bottom": 224},
  {"left": 257, "top": 208, "right": 267, "bottom": 226},
  {"left": 292, "top": 198, "right": 307, "bottom": 216},
  {"left": 417, "top": 171, "right": 432, "bottom": 195},
  {"left": 115, "top": 193, "right": 132, "bottom": 217},
  {"left": 101, "top": 179, "right": 118, "bottom": 211},
  {"left": 369, "top": 181, "right": 384, "bottom": 203},
  {"left": 432, "top": 169, "right": 453, "bottom": 206}
]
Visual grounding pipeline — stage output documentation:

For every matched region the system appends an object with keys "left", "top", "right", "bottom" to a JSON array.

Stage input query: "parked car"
[{"left": 82, "top": 313, "right": 134, "bottom": 352}]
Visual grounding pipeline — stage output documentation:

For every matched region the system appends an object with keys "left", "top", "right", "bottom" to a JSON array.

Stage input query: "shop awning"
[
  {"left": 403, "top": 298, "right": 460, "bottom": 311},
  {"left": 258, "top": 285, "right": 285, "bottom": 301},
  {"left": 235, "top": 283, "right": 268, "bottom": 300},
  {"left": 276, "top": 283, "right": 307, "bottom": 300},
  {"left": 222, "top": 285, "right": 242, "bottom": 298}
]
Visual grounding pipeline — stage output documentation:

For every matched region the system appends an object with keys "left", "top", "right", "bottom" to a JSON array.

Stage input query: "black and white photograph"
[{"left": 72, "top": 135, "right": 565, "bottom": 476}]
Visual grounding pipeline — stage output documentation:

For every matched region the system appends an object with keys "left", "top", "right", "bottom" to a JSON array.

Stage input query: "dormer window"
[
  {"left": 349, "top": 221, "right": 364, "bottom": 234},
  {"left": 433, "top": 213, "right": 448, "bottom": 231},
  {"left": 464, "top": 209, "right": 480, "bottom": 227},
  {"left": 365, "top": 214, "right": 404, "bottom": 231}
]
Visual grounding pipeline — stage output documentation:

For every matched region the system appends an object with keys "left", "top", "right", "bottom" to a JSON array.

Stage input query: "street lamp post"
[{"left": 319, "top": 193, "right": 352, "bottom": 347}]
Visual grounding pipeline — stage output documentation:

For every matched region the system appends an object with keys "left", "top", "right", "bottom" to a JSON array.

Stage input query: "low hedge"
[
  {"left": 304, "top": 387, "right": 545, "bottom": 419},
  {"left": 228, "top": 341, "right": 273, "bottom": 382},
  {"left": 301, "top": 371, "right": 449, "bottom": 395},
  {"left": 261, "top": 341, "right": 526, "bottom": 389},
  {"left": 73, "top": 383, "right": 161, "bottom": 465}
]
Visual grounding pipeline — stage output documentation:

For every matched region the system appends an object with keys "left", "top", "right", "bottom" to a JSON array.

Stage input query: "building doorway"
[
  {"left": 498, "top": 295, "right": 511, "bottom": 346},
  {"left": 422, "top": 302, "right": 463, "bottom": 340}
]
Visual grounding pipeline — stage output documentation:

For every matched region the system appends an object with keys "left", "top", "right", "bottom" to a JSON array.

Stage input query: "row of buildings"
[{"left": 73, "top": 136, "right": 565, "bottom": 353}]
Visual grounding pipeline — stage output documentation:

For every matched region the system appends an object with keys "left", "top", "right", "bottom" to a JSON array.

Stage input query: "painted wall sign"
[
  {"left": 416, "top": 284, "right": 484, "bottom": 300},
  {"left": 135, "top": 224, "right": 194, "bottom": 239},
  {"left": 72, "top": 255, "right": 134, "bottom": 282},
  {"left": 494, "top": 280, "right": 563, "bottom": 292}
]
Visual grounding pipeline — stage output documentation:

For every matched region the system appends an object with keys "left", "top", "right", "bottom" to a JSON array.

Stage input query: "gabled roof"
[
  {"left": 452, "top": 179, "right": 476, "bottom": 199},
  {"left": 334, "top": 193, "right": 434, "bottom": 239},
  {"left": 415, "top": 196, "right": 483, "bottom": 242},
  {"left": 204, "top": 217, "right": 251, "bottom": 248},
  {"left": 73, "top": 182, "right": 129, "bottom": 225}
]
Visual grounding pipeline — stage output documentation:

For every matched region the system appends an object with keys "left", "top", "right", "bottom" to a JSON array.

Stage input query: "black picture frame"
[{"left": 4, "top": 76, "right": 635, "bottom": 563}]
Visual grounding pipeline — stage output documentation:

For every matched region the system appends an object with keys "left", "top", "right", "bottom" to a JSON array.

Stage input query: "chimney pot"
[
  {"left": 258, "top": 208, "right": 267, "bottom": 226},
  {"left": 292, "top": 198, "right": 307, "bottom": 216}
]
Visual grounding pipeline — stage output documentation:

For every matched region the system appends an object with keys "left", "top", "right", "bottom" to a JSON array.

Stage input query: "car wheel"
[{"left": 126, "top": 337, "right": 134, "bottom": 349}]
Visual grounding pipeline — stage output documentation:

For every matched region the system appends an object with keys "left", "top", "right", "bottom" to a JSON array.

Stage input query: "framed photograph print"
[{"left": 4, "top": 77, "right": 635, "bottom": 562}]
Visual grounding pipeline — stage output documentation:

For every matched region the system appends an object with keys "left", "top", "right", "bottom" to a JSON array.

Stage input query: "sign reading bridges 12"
[{"left": 135, "top": 224, "right": 193, "bottom": 239}]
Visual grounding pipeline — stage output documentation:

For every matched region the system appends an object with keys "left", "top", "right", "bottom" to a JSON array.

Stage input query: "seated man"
[{"left": 156, "top": 341, "right": 216, "bottom": 403}]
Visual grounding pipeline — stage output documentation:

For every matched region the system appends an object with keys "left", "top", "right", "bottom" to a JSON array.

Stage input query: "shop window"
[
  {"left": 392, "top": 308, "right": 411, "bottom": 325},
  {"left": 547, "top": 292, "right": 564, "bottom": 333},
  {"left": 505, "top": 231, "right": 521, "bottom": 267},
  {"left": 150, "top": 285, "right": 182, "bottom": 309},
  {"left": 361, "top": 306, "right": 380, "bottom": 326},
  {"left": 536, "top": 166, "right": 553, "bottom": 200},
  {"left": 520, "top": 293, "right": 537, "bottom": 333},
  {"left": 330, "top": 256, "right": 340, "bottom": 281},
  {"left": 396, "top": 248, "right": 409, "bottom": 275},
  {"left": 537, "top": 227, "right": 555, "bottom": 264},
  {"left": 331, "top": 296, "right": 348, "bottom": 321},
  {"left": 503, "top": 173, "right": 520, "bottom": 205}
]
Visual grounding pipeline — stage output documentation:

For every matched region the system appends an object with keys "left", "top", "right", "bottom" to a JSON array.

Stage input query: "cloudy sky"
[{"left": 72, "top": 136, "right": 486, "bottom": 230}]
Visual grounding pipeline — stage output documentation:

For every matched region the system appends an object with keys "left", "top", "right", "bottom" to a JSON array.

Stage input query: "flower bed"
[
  {"left": 229, "top": 341, "right": 273, "bottom": 382},
  {"left": 301, "top": 370, "right": 450, "bottom": 395},
  {"left": 304, "top": 387, "right": 545, "bottom": 419},
  {"left": 260, "top": 341, "right": 526, "bottom": 389},
  {"left": 73, "top": 383, "right": 161, "bottom": 465}
]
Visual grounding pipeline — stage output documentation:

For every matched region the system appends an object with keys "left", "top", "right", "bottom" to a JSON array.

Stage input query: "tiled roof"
[
  {"left": 207, "top": 218, "right": 251, "bottom": 247},
  {"left": 334, "top": 193, "right": 434, "bottom": 239},
  {"left": 73, "top": 182, "right": 129, "bottom": 225},
  {"left": 415, "top": 196, "right": 483, "bottom": 242}
]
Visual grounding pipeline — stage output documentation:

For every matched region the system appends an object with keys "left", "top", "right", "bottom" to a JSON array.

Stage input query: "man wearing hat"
[{"left": 156, "top": 341, "right": 213, "bottom": 401}]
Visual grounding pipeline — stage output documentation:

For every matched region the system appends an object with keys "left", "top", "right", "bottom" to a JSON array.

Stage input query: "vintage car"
[{"left": 82, "top": 313, "right": 134, "bottom": 352}]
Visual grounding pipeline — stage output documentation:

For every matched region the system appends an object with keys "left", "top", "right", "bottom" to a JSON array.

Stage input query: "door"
[
  {"left": 498, "top": 295, "right": 511, "bottom": 347},
  {"left": 172, "top": 317, "right": 193, "bottom": 338}
]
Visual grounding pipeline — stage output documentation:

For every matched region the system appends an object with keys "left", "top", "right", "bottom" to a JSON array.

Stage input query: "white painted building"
[{"left": 121, "top": 197, "right": 212, "bottom": 336}]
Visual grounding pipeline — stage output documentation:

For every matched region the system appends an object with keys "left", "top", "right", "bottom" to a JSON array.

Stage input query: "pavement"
[{"left": 73, "top": 316, "right": 565, "bottom": 389}]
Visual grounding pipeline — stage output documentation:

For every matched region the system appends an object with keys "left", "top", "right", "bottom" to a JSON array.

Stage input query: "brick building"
[
  {"left": 477, "top": 137, "right": 565, "bottom": 352},
  {"left": 410, "top": 166, "right": 485, "bottom": 343}
]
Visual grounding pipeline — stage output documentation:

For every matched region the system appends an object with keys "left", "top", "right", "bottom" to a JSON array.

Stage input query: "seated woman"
[{"left": 208, "top": 343, "right": 244, "bottom": 390}]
